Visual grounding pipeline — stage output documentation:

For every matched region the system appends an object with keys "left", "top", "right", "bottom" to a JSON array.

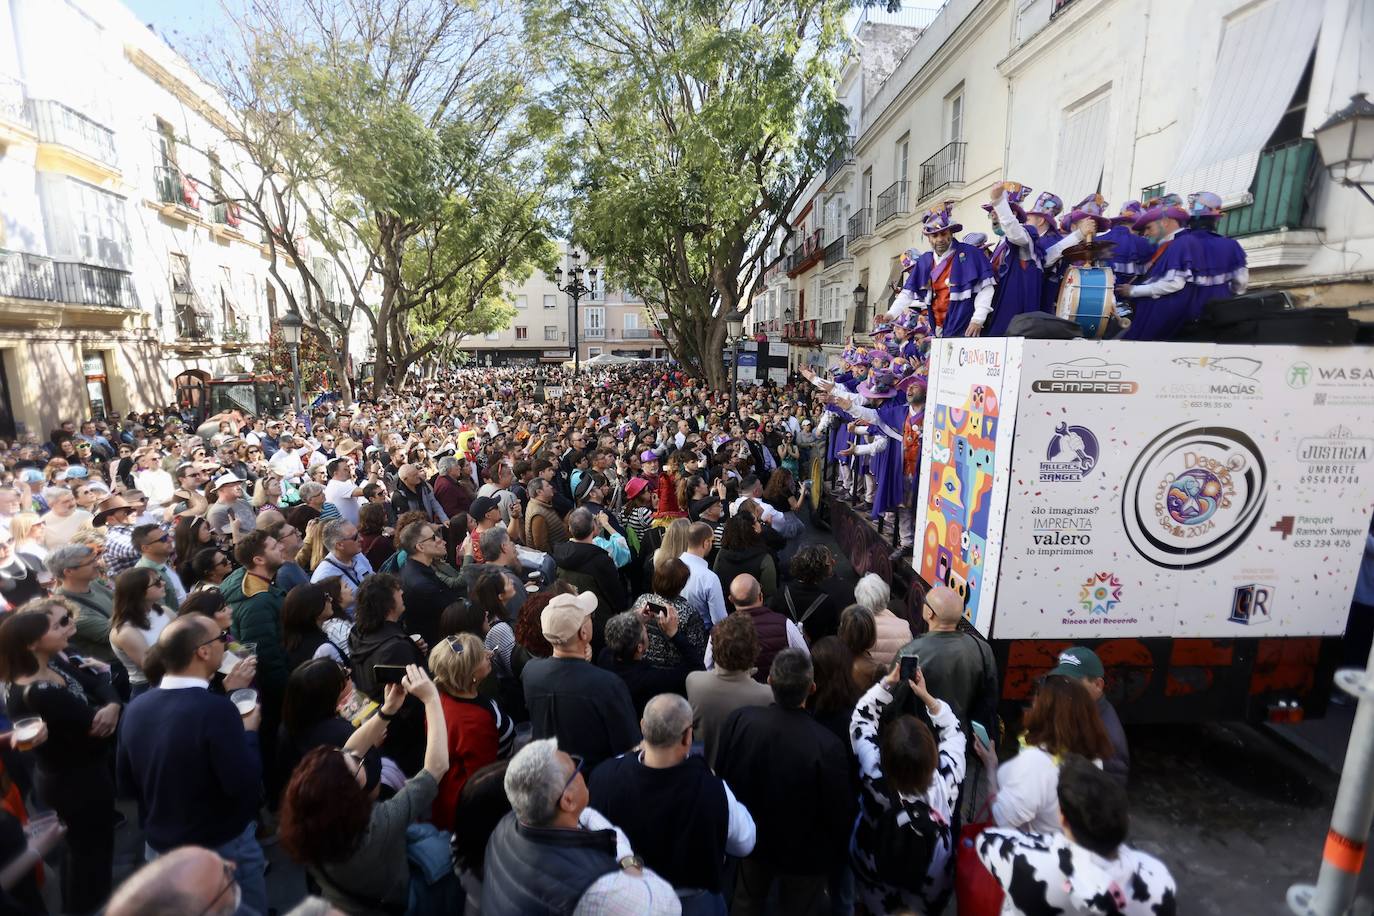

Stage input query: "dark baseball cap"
[
  {"left": 470, "top": 496, "right": 500, "bottom": 520},
  {"left": 689, "top": 496, "right": 722, "bottom": 519},
  {"left": 1049, "top": 647, "right": 1104, "bottom": 680}
]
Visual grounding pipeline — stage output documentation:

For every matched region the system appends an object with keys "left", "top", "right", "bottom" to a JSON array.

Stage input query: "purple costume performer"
[
  {"left": 835, "top": 367, "right": 908, "bottom": 521},
  {"left": 1096, "top": 199, "right": 1153, "bottom": 286},
  {"left": 1121, "top": 197, "right": 1199, "bottom": 341},
  {"left": 982, "top": 183, "right": 1045, "bottom": 335},
  {"left": 888, "top": 205, "right": 994, "bottom": 338},
  {"left": 1183, "top": 191, "right": 1249, "bottom": 308},
  {"left": 1025, "top": 192, "right": 1065, "bottom": 306}
]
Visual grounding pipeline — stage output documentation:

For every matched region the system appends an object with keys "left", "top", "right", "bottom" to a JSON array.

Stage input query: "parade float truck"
[{"left": 915, "top": 338, "right": 1374, "bottom": 722}]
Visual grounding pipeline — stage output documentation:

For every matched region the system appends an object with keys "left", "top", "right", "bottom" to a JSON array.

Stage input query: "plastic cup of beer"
[
  {"left": 230, "top": 689, "right": 258, "bottom": 717},
  {"left": 235, "top": 642, "right": 258, "bottom": 658},
  {"left": 12, "top": 718, "right": 42, "bottom": 751}
]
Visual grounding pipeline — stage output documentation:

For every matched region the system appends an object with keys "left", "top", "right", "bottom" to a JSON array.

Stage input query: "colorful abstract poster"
[
  {"left": 915, "top": 338, "right": 1022, "bottom": 635},
  {"left": 993, "top": 341, "right": 1374, "bottom": 639}
]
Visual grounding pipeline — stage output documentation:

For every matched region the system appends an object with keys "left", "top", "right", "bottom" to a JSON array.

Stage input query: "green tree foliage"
[
  {"left": 526, "top": 0, "right": 850, "bottom": 388},
  {"left": 202, "top": 0, "right": 558, "bottom": 398}
]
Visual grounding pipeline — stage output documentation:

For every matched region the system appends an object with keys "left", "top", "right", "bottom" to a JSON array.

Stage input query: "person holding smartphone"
[{"left": 849, "top": 659, "right": 966, "bottom": 915}]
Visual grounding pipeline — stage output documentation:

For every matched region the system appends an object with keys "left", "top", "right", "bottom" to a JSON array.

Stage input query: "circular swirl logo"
[{"left": 1121, "top": 423, "right": 1267, "bottom": 569}]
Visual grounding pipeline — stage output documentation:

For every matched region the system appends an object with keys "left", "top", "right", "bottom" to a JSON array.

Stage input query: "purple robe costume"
[
  {"left": 903, "top": 241, "right": 994, "bottom": 338},
  {"left": 867, "top": 397, "right": 909, "bottom": 520},
  {"left": 1097, "top": 225, "right": 1152, "bottom": 285},
  {"left": 1122, "top": 237, "right": 1198, "bottom": 341},
  {"left": 985, "top": 225, "right": 1045, "bottom": 336},
  {"left": 1183, "top": 228, "right": 1247, "bottom": 308}
]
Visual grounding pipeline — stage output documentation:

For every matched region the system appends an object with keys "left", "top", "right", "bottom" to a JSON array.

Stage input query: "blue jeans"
[
  {"left": 679, "top": 888, "right": 728, "bottom": 916},
  {"left": 147, "top": 821, "right": 267, "bottom": 916}
]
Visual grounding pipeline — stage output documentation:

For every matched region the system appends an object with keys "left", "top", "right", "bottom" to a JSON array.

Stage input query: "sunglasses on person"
[
  {"left": 197, "top": 628, "right": 233, "bottom": 649},
  {"left": 560, "top": 753, "right": 585, "bottom": 798}
]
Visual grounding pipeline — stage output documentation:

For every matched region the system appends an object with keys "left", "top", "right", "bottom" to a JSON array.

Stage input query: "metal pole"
[
  {"left": 572, "top": 288, "right": 581, "bottom": 373},
  {"left": 729, "top": 337, "right": 739, "bottom": 419},
  {"left": 289, "top": 343, "right": 302, "bottom": 418},
  {"left": 1289, "top": 639, "right": 1374, "bottom": 915}
]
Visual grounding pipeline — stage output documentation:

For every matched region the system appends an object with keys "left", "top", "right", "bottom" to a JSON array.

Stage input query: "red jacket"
[{"left": 432, "top": 692, "right": 501, "bottom": 830}]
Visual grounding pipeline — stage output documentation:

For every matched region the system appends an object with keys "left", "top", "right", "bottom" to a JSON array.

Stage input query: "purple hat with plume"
[
  {"left": 871, "top": 322, "right": 894, "bottom": 338},
  {"left": 849, "top": 347, "right": 872, "bottom": 366},
  {"left": 1188, "top": 191, "right": 1224, "bottom": 219},
  {"left": 1026, "top": 191, "right": 1063, "bottom": 224},
  {"left": 1066, "top": 193, "right": 1112, "bottom": 233},
  {"left": 894, "top": 309, "right": 922, "bottom": 331},
  {"left": 1113, "top": 199, "right": 1143, "bottom": 226},
  {"left": 857, "top": 367, "right": 900, "bottom": 399},
  {"left": 1133, "top": 193, "right": 1188, "bottom": 231},
  {"left": 982, "top": 181, "right": 1031, "bottom": 222},
  {"left": 867, "top": 348, "right": 892, "bottom": 369},
  {"left": 963, "top": 231, "right": 990, "bottom": 251},
  {"left": 921, "top": 201, "right": 962, "bottom": 236}
]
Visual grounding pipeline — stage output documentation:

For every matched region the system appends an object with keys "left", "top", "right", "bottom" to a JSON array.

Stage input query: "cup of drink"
[
  {"left": 409, "top": 634, "right": 424, "bottom": 646},
  {"left": 230, "top": 689, "right": 258, "bottom": 717},
  {"left": 12, "top": 718, "right": 42, "bottom": 751},
  {"left": 234, "top": 642, "right": 258, "bottom": 658}
]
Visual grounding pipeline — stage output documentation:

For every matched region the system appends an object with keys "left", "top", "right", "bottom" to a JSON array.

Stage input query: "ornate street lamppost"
[
  {"left": 553, "top": 250, "right": 596, "bottom": 372},
  {"left": 280, "top": 308, "right": 303, "bottom": 419},
  {"left": 1314, "top": 92, "right": 1374, "bottom": 208},
  {"left": 725, "top": 308, "right": 746, "bottom": 418}
]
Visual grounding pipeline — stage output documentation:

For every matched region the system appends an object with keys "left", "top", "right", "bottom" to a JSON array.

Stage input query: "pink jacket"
[{"left": 871, "top": 609, "right": 914, "bottom": 667}]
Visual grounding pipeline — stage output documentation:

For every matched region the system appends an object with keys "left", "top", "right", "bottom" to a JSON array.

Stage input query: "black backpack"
[{"left": 868, "top": 791, "right": 938, "bottom": 893}]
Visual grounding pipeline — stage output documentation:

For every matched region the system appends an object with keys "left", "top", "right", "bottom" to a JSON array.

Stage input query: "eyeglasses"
[
  {"left": 195, "top": 859, "right": 239, "bottom": 916},
  {"left": 444, "top": 634, "right": 467, "bottom": 653},
  {"left": 339, "top": 747, "right": 366, "bottom": 782},
  {"left": 197, "top": 628, "right": 232, "bottom": 649},
  {"left": 560, "top": 753, "right": 585, "bottom": 798}
]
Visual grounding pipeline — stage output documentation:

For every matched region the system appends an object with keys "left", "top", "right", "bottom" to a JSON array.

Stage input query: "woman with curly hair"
[{"left": 278, "top": 665, "right": 454, "bottom": 912}]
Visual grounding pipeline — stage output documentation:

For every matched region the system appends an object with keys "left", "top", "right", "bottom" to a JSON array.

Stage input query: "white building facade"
[
  {"left": 762, "top": 0, "right": 1374, "bottom": 364},
  {"left": 0, "top": 0, "right": 373, "bottom": 438}
]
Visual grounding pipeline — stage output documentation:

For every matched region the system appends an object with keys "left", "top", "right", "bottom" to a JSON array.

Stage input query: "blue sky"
[{"left": 122, "top": 0, "right": 233, "bottom": 46}]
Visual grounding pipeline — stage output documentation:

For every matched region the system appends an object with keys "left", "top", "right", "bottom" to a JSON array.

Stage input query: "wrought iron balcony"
[
  {"left": 26, "top": 99, "right": 116, "bottom": 167},
  {"left": 176, "top": 307, "right": 212, "bottom": 340},
  {"left": 622, "top": 327, "right": 656, "bottom": 339},
  {"left": 583, "top": 327, "right": 606, "bottom": 339},
  {"left": 918, "top": 142, "right": 966, "bottom": 202},
  {"left": 875, "top": 181, "right": 910, "bottom": 227},
  {"left": 848, "top": 208, "right": 871, "bottom": 240},
  {"left": 821, "top": 320, "right": 844, "bottom": 346},
  {"left": 0, "top": 248, "right": 135, "bottom": 309},
  {"left": 823, "top": 234, "right": 848, "bottom": 264},
  {"left": 824, "top": 136, "right": 855, "bottom": 182},
  {"left": 1218, "top": 139, "right": 1318, "bottom": 238},
  {"left": 782, "top": 320, "right": 821, "bottom": 346},
  {"left": 786, "top": 228, "right": 824, "bottom": 276},
  {"left": 211, "top": 200, "right": 244, "bottom": 228},
  {"left": 155, "top": 165, "right": 200, "bottom": 211}
]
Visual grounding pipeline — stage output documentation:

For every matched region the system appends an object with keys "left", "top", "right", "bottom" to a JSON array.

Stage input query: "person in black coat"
[
  {"left": 397, "top": 521, "right": 464, "bottom": 649},
  {"left": 553, "top": 509, "right": 628, "bottom": 649},
  {"left": 348, "top": 574, "right": 429, "bottom": 775},
  {"left": 768, "top": 544, "right": 853, "bottom": 643},
  {"left": 714, "top": 648, "right": 857, "bottom": 916},
  {"left": 595, "top": 611, "right": 702, "bottom": 715}
]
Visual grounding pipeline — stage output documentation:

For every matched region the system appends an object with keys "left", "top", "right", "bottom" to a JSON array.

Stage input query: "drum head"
[{"left": 809, "top": 455, "right": 824, "bottom": 510}]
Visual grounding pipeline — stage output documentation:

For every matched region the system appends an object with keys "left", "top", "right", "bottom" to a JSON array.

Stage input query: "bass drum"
[{"left": 1056, "top": 265, "right": 1120, "bottom": 340}]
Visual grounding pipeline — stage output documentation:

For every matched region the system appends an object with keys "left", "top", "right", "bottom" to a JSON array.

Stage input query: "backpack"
[
  {"left": 868, "top": 792, "right": 939, "bottom": 893},
  {"left": 782, "top": 586, "right": 827, "bottom": 629}
]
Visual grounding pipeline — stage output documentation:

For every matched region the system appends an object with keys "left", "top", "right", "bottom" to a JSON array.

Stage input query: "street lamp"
[
  {"left": 553, "top": 249, "right": 596, "bottom": 372},
  {"left": 1314, "top": 92, "right": 1374, "bottom": 208},
  {"left": 279, "top": 308, "right": 303, "bottom": 419},
  {"left": 725, "top": 308, "right": 745, "bottom": 419}
]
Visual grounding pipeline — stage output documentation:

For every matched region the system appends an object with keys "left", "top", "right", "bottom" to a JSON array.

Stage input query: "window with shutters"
[{"left": 515, "top": 326, "right": 527, "bottom": 340}]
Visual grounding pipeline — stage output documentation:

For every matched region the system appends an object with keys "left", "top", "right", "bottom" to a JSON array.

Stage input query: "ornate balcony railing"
[
  {"left": 821, "top": 320, "right": 845, "bottom": 346},
  {"left": 155, "top": 165, "right": 200, "bottom": 211},
  {"left": 823, "top": 136, "right": 855, "bottom": 182},
  {"left": 26, "top": 99, "right": 116, "bottom": 167},
  {"left": 848, "top": 208, "right": 871, "bottom": 240},
  {"left": 875, "top": 181, "right": 910, "bottom": 227},
  {"left": 786, "top": 228, "right": 824, "bottom": 275},
  {"left": 918, "top": 141, "right": 965, "bottom": 202},
  {"left": 0, "top": 248, "right": 135, "bottom": 309},
  {"left": 822, "top": 234, "right": 848, "bottom": 264}
]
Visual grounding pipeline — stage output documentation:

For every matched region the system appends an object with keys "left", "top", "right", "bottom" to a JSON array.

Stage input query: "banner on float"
[
  {"left": 915, "top": 337, "right": 1023, "bottom": 636},
  {"left": 992, "top": 341, "right": 1374, "bottom": 640}
]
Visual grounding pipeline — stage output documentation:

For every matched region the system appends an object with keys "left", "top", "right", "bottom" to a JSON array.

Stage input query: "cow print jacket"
[{"left": 976, "top": 827, "right": 1177, "bottom": 915}]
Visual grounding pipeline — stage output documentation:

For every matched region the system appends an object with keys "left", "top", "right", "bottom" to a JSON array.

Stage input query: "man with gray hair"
[
  {"left": 589, "top": 694, "right": 755, "bottom": 907},
  {"left": 459, "top": 524, "right": 526, "bottom": 617},
  {"left": 310, "top": 518, "right": 373, "bottom": 598},
  {"left": 853, "top": 571, "right": 914, "bottom": 666},
  {"left": 40, "top": 485, "right": 92, "bottom": 550},
  {"left": 483, "top": 738, "right": 679, "bottom": 915},
  {"left": 50, "top": 544, "right": 115, "bottom": 662},
  {"left": 714, "top": 649, "right": 857, "bottom": 915}
]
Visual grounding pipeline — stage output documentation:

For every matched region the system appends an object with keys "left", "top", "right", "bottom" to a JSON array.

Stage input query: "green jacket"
[
  {"left": 220, "top": 566, "right": 289, "bottom": 697},
  {"left": 57, "top": 582, "right": 116, "bottom": 664}
]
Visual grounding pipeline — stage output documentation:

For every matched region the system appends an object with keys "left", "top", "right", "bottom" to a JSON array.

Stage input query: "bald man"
[
  {"left": 895, "top": 586, "right": 998, "bottom": 734},
  {"left": 106, "top": 846, "right": 240, "bottom": 916}
]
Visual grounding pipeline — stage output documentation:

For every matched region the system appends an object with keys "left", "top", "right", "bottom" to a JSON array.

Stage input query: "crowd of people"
[{"left": 0, "top": 356, "right": 1177, "bottom": 915}]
